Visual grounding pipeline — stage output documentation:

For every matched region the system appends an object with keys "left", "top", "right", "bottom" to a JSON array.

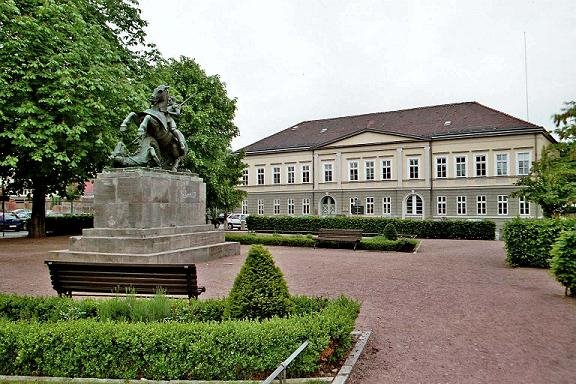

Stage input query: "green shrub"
[
  {"left": 0, "top": 297, "right": 360, "bottom": 380},
  {"left": 550, "top": 230, "right": 576, "bottom": 296},
  {"left": 227, "top": 245, "right": 292, "bottom": 320},
  {"left": 383, "top": 223, "right": 398, "bottom": 240},
  {"left": 359, "top": 236, "right": 418, "bottom": 252},
  {"left": 225, "top": 232, "right": 315, "bottom": 247},
  {"left": 503, "top": 218, "right": 576, "bottom": 267},
  {"left": 246, "top": 215, "right": 495, "bottom": 240}
]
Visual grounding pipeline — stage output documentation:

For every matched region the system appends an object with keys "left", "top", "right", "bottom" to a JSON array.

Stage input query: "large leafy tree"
[
  {"left": 0, "top": 0, "right": 153, "bottom": 237},
  {"left": 513, "top": 102, "right": 576, "bottom": 217},
  {"left": 146, "top": 57, "right": 246, "bottom": 216}
]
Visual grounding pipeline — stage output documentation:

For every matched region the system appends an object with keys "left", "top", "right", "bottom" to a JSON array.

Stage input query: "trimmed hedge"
[
  {"left": 245, "top": 215, "right": 495, "bottom": 240},
  {"left": 225, "top": 232, "right": 419, "bottom": 252},
  {"left": 0, "top": 296, "right": 359, "bottom": 380},
  {"left": 503, "top": 218, "right": 576, "bottom": 268},
  {"left": 46, "top": 214, "right": 93, "bottom": 235},
  {"left": 549, "top": 230, "right": 576, "bottom": 296}
]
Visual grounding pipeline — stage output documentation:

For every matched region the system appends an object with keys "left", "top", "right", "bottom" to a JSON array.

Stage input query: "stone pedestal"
[{"left": 51, "top": 168, "right": 239, "bottom": 263}]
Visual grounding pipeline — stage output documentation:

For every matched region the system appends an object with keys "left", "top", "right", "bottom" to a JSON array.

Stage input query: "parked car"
[
  {"left": 0, "top": 212, "right": 25, "bottom": 231},
  {"left": 12, "top": 209, "right": 31, "bottom": 220},
  {"left": 227, "top": 213, "right": 249, "bottom": 230}
]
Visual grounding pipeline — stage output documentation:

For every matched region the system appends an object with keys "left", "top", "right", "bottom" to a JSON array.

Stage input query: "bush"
[
  {"left": 246, "top": 215, "right": 495, "bottom": 240},
  {"left": 46, "top": 214, "right": 94, "bottom": 235},
  {"left": 550, "top": 230, "right": 576, "bottom": 296},
  {"left": 503, "top": 218, "right": 576, "bottom": 267},
  {"left": 360, "top": 236, "right": 418, "bottom": 252},
  {"left": 0, "top": 297, "right": 359, "bottom": 380},
  {"left": 225, "top": 232, "right": 315, "bottom": 247},
  {"left": 383, "top": 223, "right": 398, "bottom": 240},
  {"left": 227, "top": 245, "right": 292, "bottom": 320}
]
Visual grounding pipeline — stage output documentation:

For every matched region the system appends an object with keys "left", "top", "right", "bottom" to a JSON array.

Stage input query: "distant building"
[{"left": 237, "top": 102, "right": 555, "bottom": 227}]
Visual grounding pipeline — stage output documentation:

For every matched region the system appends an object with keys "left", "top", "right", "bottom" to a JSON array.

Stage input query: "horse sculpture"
[{"left": 111, "top": 85, "right": 188, "bottom": 171}]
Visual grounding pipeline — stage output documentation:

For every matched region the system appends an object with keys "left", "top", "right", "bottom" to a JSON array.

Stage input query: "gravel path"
[{"left": 1, "top": 236, "right": 575, "bottom": 383}]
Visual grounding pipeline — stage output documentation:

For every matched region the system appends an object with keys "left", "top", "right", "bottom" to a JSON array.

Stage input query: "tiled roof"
[{"left": 241, "top": 102, "right": 545, "bottom": 153}]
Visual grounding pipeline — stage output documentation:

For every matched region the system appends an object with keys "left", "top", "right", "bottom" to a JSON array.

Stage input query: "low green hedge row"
[
  {"left": 245, "top": 215, "right": 495, "bottom": 240},
  {"left": 0, "top": 293, "right": 330, "bottom": 323},
  {"left": 225, "top": 233, "right": 418, "bottom": 252},
  {"left": 0, "top": 296, "right": 359, "bottom": 380},
  {"left": 503, "top": 218, "right": 576, "bottom": 268},
  {"left": 46, "top": 214, "right": 93, "bottom": 235}
]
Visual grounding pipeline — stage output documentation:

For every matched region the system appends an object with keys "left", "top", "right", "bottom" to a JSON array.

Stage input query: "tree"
[
  {"left": 513, "top": 102, "right": 576, "bottom": 217},
  {"left": 0, "top": 0, "right": 153, "bottom": 237},
  {"left": 146, "top": 57, "right": 246, "bottom": 214}
]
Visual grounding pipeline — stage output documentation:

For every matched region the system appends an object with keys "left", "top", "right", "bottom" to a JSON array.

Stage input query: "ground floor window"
[
  {"left": 302, "top": 198, "right": 310, "bottom": 214},
  {"left": 366, "top": 197, "right": 374, "bottom": 214},
  {"left": 382, "top": 197, "right": 391, "bottom": 215},
  {"left": 457, "top": 196, "right": 467, "bottom": 215},
  {"left": 257, "top": 199, "right": 264, "bottom": 215},
  {"left": 498, "top": 195, "right": 508, "bottom": 215},
  {"left": 477, "top": 195, "right": 486, "bottom": 215},
  {"left": 287, "top": 199, "right": 294, "bottom": 215},
  {"left": 406, "top": 194, "right": 423, "bottom": 215},
  {"left": 519, "top": 196, "right": 530, "bottom": 216},
  {"left": 273, "top": 199, "right": 280, "bottom": 215},
  {"left": 437, "top": 196, "right": 446, "bottom": 215},
  {"left": 241, "top": 200, "right": 248, "bottom": 214}
]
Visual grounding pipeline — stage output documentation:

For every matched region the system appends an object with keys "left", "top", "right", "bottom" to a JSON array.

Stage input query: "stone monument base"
[{"left": 50, "top": 168, "right": 239, "bottom": 264}]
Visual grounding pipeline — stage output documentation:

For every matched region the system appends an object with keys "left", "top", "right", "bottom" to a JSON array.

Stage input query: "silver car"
[{"left": 227, "top": 213, "right": 249, "bottom": 230}]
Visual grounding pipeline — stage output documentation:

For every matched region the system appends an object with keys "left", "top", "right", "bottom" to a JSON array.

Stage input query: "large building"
[{"left": 238, "top": 102, "right": 555, "bottom": 227}]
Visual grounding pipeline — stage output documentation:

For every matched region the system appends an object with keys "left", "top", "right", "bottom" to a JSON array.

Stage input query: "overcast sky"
[{"left": 139, "top": 0, "right": 576, "bottom": 150}]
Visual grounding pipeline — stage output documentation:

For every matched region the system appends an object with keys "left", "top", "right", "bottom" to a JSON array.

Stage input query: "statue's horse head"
[{"left": 149, "top": 85, "right": 170, "bottom": 111}]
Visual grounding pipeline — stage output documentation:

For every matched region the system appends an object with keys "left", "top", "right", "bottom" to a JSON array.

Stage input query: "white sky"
[{"left": 139, "top": 0, "right": 576, "bottom": 150}]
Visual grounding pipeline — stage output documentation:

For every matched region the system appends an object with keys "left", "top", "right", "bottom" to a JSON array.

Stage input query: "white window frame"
[
  {"left": 435, "top": 156, "right": 447, "bottom": 178},
  {"left": 241, "top": 169, "right": 248, "bottom": 186},
  {"left": 301, "top": 164, "right": 311, "bottom": 183},
  {"left": 287, "top": 198, "right": 295, "bottom": 215},
  {"left": 382, "top": 197, "right": 391, "bottom": 215},
  {"left": 257, "top": 168, "right": 265, "bottom": 185},
  {"left": 457, "top": 196, "right": 467, "bottom": 215},
  {"left": 302, "top": 198, "right": 310, "bottom": 215},
  {"left": 519, "top": 196, "right": 530, "bottom": 216},
  {"left": 241, "top": 200, "right": 248, "bottom": 214},
  {"left": 408, "top": 158, "right": 420, "bottom": 179},
  {"left": 273, "top": 199, "right": 280, "bottom": 215},
  {"left": 477, "top": 195, "right": 487, "bottom": 215},
  {"left": 350, "top": 197, "right": 358, "bottom": 214},
  {"left": 287, "top": 165, "right": 295, "bottom": 184},
  {"left": 348, "top": 160, "right": 359, "bottom": 181},
  {"left": 406, "top": 194, "right": 423, "bottom": 215},
  {"left": 516, "top": 152, "right": 531, "bottom": 176},
  {"left": 366, "top": 197, "right": 374, "bottom": 215},
  {"left": 437, "top": 196, "right": 447, "bottom": 215},
  {"left": 365, "top": 160, "right": 375, "bottom": 181},
  {"left": 323, "top": 162, "right": 333, "bottom": 183},
  {"left": 498, "top": 195, "right": 508, "bottom": 215},
  {"left": 272, "top": 166, "right": 281, "bottom": 184},
  {"left": 495, "top": 153, "right": 509, "bottom": 176},
  {"left": 475, "top": 154, "right": 487, "bottom": 177},
  {"left": 257, "top": 199, "right": 264, "bottom": 215},
  {"left": 455, "top": 155, "right": 467, "bottom": 178},
  {"left": 381, "top": 159, "right": 392, "bottom": 180}
]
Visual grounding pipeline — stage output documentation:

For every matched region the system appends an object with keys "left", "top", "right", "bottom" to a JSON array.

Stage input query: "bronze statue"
[{"left": 111, "top": 85, "right": 188, "bottom": 171}]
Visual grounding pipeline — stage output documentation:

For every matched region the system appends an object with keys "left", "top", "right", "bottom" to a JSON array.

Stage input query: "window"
[
  {"left": 437, "top": 196, "right": 447, "bottom": 215},
  {"left": 519, "top": 196, "right": 530, "bottom": 215},
  {"left": 366, "top": 197, "right": 374, "bottom": 214},
  {"left": 382, "top": 159, "right": 392, "bottom": 180},
  {"left": 350, "top": 197, "right": 358, "bottom": 214},
  {"left": 498, "top": 195, "right": 508, "bottom": 215},
  {"left": 406, "top": 195, "right": 423, "bottom": 215},
  {"left": 349, "top": 161, "right": 359, "bottom": 181},
  {"left": 323, "top": 163, "right": 333, "bottom": 182},
  {"left": 302, "top": 198, "right": 310, "bottom": 214},
  {"left": 241, "top": 169, "right": 248, "bottom": 185},
  {"left": 287, "top": 199, "right": 294, "bottom": 215},
  {"left": 273, "top": 167, "right": 281, "bottom": 184},
  {"left": 365, "top": 160, "right": 375, "bottom": 181},
  {"left": 382, "top": 197, "right": 391, "bottom": 215},
  {"left": 475, "top": 154, "right": 487, "bottom": 177},
  {"left": 257, "top": 168, "right": 264, "bottom": 185},
  {"left": 517, "top": 152, "right": 530, "bottom": 175},
  {"left": 455, "top": 156, "right": 467, "bottom": 177},
  {"left": 477, "top": 195, "right": 486, "bottom": 215},
  {"left": 436, "top": 157, "right": 447, "bottom": 178},
  {"left": 408, "top": 158, "right": 419, "bottom": 179},
  {"left": 457, "top": 196, "right": 467, "bottom": 215},
  {"left": 273, "top": 199, "right": 280, "bottom": 215},
  {"left": 287, "top": 165, "right": 295, "bottom": 184},
  {"left": 301, "top": 164, "right": 310, "bottom": 183},
  {"left": 496, "top": 153, "right": 509, "bottom": 176},
  {"left": 257, "top": 199, "right": 264, "bottom": 215},
  {"left": 241, "top": 200, "right": 248, "bottom": 214}
]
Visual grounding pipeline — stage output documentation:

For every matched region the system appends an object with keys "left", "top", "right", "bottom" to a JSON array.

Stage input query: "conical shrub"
[
  {"left": 227, "top": 244, "right": 292, "bottom": 320},
  {"left": 383, "top": 223, "right": 398, "bottom": 241}
]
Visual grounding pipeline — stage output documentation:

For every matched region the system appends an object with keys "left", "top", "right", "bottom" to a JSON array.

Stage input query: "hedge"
[
  {"left": 46, "top": 214, "right": 93, "bottom": 236},
  {"left": 503, "top": 218, "right": 576, "bottom": 268},
  {"left": 0, "top": 296, "right": 359, "bottom": 380},
  {"left": 225, "top": 232, "right": 419, "bottom": 252},
  {"left": 245, "top": 215, "right": 495, "bottom": 240}
]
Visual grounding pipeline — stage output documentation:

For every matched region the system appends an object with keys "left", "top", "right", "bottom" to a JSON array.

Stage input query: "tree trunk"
[{"left": 28, "top": 181, "right": 46, "bottom": 238}]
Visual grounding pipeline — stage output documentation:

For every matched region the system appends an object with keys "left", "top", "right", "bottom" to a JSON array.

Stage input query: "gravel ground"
[{"left": 1, "top": 236, "right": 575, "bottom": 383}]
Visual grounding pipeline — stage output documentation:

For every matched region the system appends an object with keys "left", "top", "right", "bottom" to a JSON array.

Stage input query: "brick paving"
[{"left": 1, "top": 236, "right": 575, "bottom": 383}]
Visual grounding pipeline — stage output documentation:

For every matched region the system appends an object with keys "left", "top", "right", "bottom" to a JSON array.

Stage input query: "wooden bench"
[
  {"left": 44, "top": 261, "right": 206, "bottom": 299},
  {"left": 314, "top": 229, "right": 363, "bottom": 250}
]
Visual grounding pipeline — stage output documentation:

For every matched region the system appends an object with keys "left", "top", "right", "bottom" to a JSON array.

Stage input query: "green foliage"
[
  {"left": 502, "top": 218, "right": 576, "bottom": 268},
  {"left": 550, "top": 230, "right": 576, "bottom": 296},
  {"left": 383, "top": 223, "right": 398, "bottom": 240},
  {"left": 145, "top": 57, "right": 246, "bottom": 213},
  {"left": 45, "top": 214, "right": 93, "bottom": 235},
  {"left": 225, "top": 232, "right": 316, "bottom": 247},
  {"left": 246, "top": 215, "right": 495, "bottom": 240},
  {"left": 227, "top": 245, "right": 292, "bottom": 320},
  {"left": 0, "top": 296, "right": 359, "bottom": 380},
  {"left": 360, "top": 236, "right": 418, "bottom": 252}
]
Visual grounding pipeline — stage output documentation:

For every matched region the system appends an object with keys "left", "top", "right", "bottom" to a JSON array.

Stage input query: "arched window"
[{"left": 405, "top": 194, "right": 423, "bottom": 215}]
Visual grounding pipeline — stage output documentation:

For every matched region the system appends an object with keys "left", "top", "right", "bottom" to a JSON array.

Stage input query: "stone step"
[{"left": 82, "top": 224, "right": 216, "bottom": 238}]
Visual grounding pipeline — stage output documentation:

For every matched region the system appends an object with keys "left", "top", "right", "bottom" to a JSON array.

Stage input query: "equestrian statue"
[{"left": 111, "top": 85, "right": 189, "bottom": 171}]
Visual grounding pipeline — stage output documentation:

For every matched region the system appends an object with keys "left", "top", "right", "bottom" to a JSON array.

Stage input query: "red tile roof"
[{"left": 241, "top": 102, "right": 546, "bottom": 153}]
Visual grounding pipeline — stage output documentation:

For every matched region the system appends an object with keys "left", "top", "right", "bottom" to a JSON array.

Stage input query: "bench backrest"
[
  {"left": 318, "top": 229, "right": 363, "bottom": 239},
  {"left": 44, "top": 261, "right": 204, "bottom": 299}
]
